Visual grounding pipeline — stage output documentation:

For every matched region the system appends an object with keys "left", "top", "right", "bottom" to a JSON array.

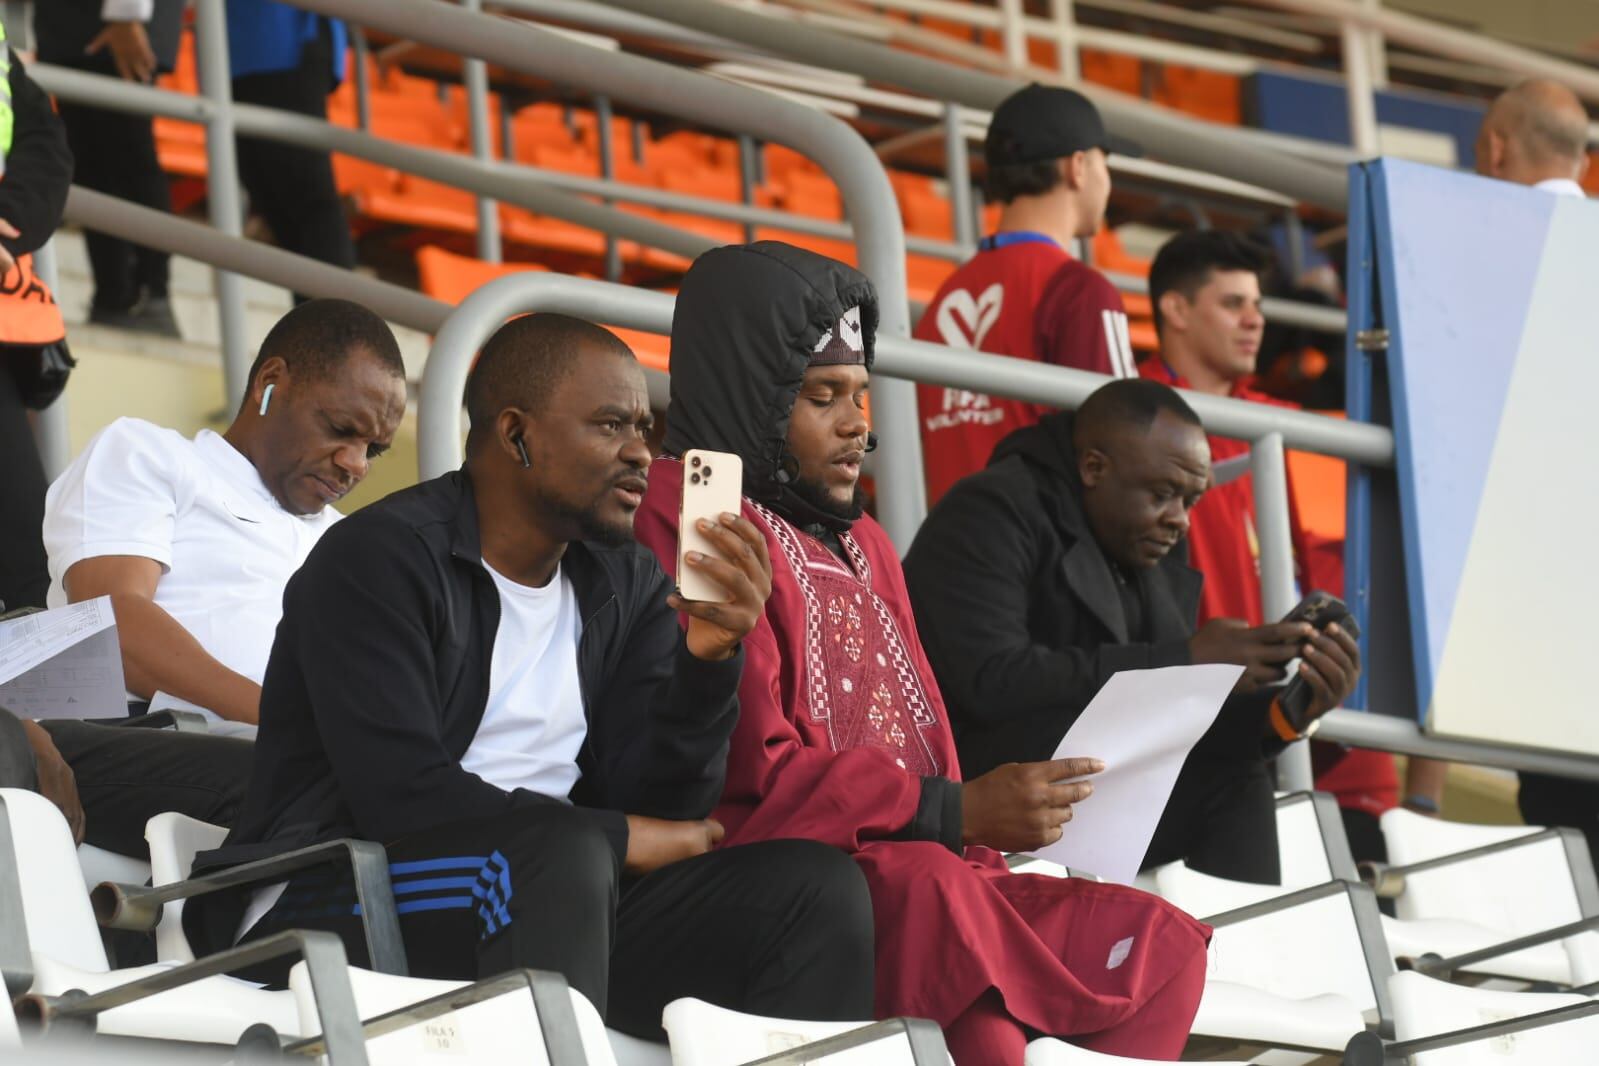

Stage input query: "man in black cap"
[{"left": 914, "top": 83, "right": 1141, "bottom": 504}]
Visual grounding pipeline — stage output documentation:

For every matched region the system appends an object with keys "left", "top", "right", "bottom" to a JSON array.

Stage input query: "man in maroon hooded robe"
[{"left": 633, "top": 242, "right": 1210, "bottom": 1064}]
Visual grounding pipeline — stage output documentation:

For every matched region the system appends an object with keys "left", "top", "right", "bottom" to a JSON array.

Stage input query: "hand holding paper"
[{"left": 1025, "top": 664, "right": 1244, "bottom": 884}]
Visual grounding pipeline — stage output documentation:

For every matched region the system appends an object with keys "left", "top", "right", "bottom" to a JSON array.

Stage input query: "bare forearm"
[{"left": 109, "top": 594, "right": 261, "bottom": 724}]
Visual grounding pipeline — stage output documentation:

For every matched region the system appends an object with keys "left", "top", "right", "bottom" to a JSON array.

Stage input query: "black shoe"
[{"left": 88, "top": 294, "right": 181, "bottom": 338}]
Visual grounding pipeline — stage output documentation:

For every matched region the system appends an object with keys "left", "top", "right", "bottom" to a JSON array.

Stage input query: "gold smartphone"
[{"left": 677, "top": 449, "right": 744, "bottom": 603}]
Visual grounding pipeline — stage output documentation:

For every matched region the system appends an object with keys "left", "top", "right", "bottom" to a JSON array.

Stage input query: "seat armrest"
[
  {"left": 284, "top": 968, "right": 589, "bottom": 1066},
  {"left": 15, "top": 929, "right": 371, "bottom": 1064},
  {"left": 93, "top": 838, "right": 406, "bottom": 976},
  {"left": 732, "top": 1017, "right": 947, "bottom": 1066},
  {"left": 114, "top": 710, "right": 210, "bottom": 733},
  {"left": 1405, "top": 915, "right": 1599, "bottom": 981}
]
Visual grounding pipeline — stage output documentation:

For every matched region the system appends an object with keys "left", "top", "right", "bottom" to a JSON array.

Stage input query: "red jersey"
[{"left": 914, "top": 234, "right": 1134, "bottom": 504}]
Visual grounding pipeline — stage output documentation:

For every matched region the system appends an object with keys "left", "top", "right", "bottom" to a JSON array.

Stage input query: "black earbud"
[
  {"left": 514, "top": 436, "right": 531, "bottom": 469},
  {"left": 773, "top": 451, "right": 800, "bottom": 485},
  {"left": 864, "top": 431, "right": 878, "bottom": 454}
]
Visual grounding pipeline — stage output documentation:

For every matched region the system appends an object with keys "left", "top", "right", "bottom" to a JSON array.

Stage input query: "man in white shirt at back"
[
  {"left": 15, "top": 298, "right": 406, "bottom": 857},
  {"left": 44, "top": 297, "right": 407, "bottom": 728},
  {"left": 1475, "top": 78, "right": 1591, "bottom": 199}
]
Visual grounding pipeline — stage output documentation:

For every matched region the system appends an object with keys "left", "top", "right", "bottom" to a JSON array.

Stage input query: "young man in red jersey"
[
  {"left": 1138, "top": 229, "right": 1398, "bottom": 859},
  {"left": 915, "top": 84, "right": 1139, "bottom": 504}
]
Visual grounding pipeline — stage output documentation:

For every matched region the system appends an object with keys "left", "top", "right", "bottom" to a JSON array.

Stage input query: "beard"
[
  {"left": 533, "top": 484, "right": 636, "bottom": 547},
  {"left": 788, "top": 474, "right": 867, "bottom": 525}
]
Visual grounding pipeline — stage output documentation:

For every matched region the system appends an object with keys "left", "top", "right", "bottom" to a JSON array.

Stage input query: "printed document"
[
  {"left": 1029, "top": 664, "right": 1243, "bottom": 883},
  {"left": 0, "top": 598, "right": 127, "bottom": 720}
]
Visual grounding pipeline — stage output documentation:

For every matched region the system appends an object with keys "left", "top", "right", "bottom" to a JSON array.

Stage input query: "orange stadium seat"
[{"left": 415, "top": 245, "right": 670, "bottom": 373}]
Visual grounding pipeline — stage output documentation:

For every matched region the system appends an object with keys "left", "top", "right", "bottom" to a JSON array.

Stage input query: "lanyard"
[{"left": 978, "top": 230, "right": 1062, "bottom": 252}]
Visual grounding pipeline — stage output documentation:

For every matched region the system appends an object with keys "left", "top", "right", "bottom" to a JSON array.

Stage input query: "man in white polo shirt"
[
  {"left": 44, "top": 297, "right": 407, "bottom": 728},
  {"left": 20, "top": 298, "right": 407, "bottom": 856}
]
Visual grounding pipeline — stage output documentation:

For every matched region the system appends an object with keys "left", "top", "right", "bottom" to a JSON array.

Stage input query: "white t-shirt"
[
  {"left": 41, "top": 418, "right": 341, "bottom": 723},
  {"left": 1534, "top": 178, "right": 1587, "bottom": 199},
  {"left": 460, "top": 562, "right": 587, "bottom": 798}
]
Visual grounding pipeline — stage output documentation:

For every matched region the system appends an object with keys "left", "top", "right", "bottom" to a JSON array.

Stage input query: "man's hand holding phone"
[{"left": 667, "top": 513, "right": 774, "bottom": 662}]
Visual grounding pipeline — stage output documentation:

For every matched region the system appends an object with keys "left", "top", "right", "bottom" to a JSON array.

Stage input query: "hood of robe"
[{"left": 664, "top": 241, "right": 879, "bottom": 517}]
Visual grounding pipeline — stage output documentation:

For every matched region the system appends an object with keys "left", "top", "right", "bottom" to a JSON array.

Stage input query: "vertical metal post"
[
  {"left": 461, "top": 0, "right": 501, "bottom": 262},
  {"left": 594, "top": 94, "right": 621, "bottom": 282},
  {"left": 1340, "top": 17, "right": 1381, "bottom": 158},
  {"left": 29, "top": 240, "right": 71, "bottom": 480},
  {"left": 737, "top": 134, "right": 759, "bottom": 245},
  {"left": 1365, "top": 0, "right": 1389, "bottom": 90},
  {"left": 498, "top": 91, "right": 513, "bottom": 165},
  {"left": 1253, "top": 432, "right": 1314, "bottom": 791},
  {"left": 1284, "top": 208, "right": 1306, "bottom": 283},
  {"left": 193, "top": 0, "right": 251, "bottom": 410},
  {"left": 943, "top": 102, "right": 976, "bottom": 254},
  {"left": 1048, "top": 0, "right": 1080, "bottom": 82},
  {"left": 352, "top": 26, "right": 372, "bottom": 132},
  {"left": 997, "top": 0, "right": 1028, "bottom": 70}
]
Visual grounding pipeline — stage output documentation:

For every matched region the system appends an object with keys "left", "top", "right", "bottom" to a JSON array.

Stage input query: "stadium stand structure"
[{"left": 10, "top": 0, "right": 1599, "bottom": 1060}]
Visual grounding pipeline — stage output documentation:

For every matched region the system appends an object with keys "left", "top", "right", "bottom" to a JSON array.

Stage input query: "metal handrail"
[
  {"left": 62, "top": 184, "right": 1599, "bottom": 782},
  {"left": 615, "top": 0, "right": 1354, "bottom": 210},
  {"left": 278, "top": 0, "right": 928, "bottom": 548}
]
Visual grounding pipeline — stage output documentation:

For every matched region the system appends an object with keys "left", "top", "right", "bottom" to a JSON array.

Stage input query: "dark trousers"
[
  {"left": 33, "top": 716, "right": 254, "bottom": 857},
  {"left": 0, "top": 707, "right": 39, "bottom": 790},
  {"left": 1519, "top": 772, "right": 1599, "bottom": 878},
  {"left": 243, "top": 806, "right": 876, "bottom": 1037},
  {"left": 48, "top": 53, "right": 172, "bottom": 313},
  {"left": 231, "top": 33, "right": 356, "bottom": 287},
  {"left": 1142, "top": 755, "right": 1280, "bottom": 884},
  {"left": 0, "top": 364, "right": 49, "bottom": 610}
]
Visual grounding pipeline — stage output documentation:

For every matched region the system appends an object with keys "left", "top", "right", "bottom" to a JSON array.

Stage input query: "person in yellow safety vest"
[{"left": 0, "top": 16, "right": 75, "bottom": 612}]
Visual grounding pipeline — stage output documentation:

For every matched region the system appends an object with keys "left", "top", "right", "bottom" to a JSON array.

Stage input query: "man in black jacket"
[
  {"left": 195, "top": 313, "right": 874, "bottom": 1035},
  {"left": 34, "top": 0, "right": 185, "bottom": 333},
  {"left": 904, "top": 378, "right": 1360, "bottom": 883},
  {"left": 1, "top": 34, "right": 72, "bottom": 611}
]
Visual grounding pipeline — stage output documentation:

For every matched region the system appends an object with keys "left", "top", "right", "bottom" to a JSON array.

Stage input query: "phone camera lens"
[
  {"left": 690, "top": 473, "right": 701, "bottom": 484},
  {"left": 702, "top": 465, "right": 713, "bottom": 478},
  {"left": 690, "top": 456, "right": 701, "bottom": 468}
]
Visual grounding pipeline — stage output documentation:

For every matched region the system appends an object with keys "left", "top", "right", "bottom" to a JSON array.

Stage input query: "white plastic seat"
[
  {"left": 144, "top": 811, "right": 229, "bottom": 962},
  {"left": 1153, "top": 862, "right": 1385, "bottom": 1050},
  {"left": 1274, "top": 791, "right": 1345, "bottom": 887},
  {"left": 1192, "top": 981, "right": 1368, "bottom": 1053},
  {"left": 1, "top": 787, "right": 304, "bottom": 1045},
  {"left": 287, "top": 961, "right": 651, "bottom": 1065},
  {"left": 1380, "top": 809, "right": 1599, "bottom": 983},
  {"left": 1023, "top": 1038, "right": 1248, "bottom": 1065},
  {"left": 76, "top": 844, "right": 151, "bottom": 895},
  {"left": 660, "top": 997, "right": 952, "bottom": 1065},
  {"left": 1389, "top": 970, "right": 1599, "bottom": 1063}
]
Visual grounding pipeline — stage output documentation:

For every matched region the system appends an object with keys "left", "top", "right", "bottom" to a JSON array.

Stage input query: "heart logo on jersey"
[{"left": 934, "top": 284, "right": 1003, "bottom": 350}]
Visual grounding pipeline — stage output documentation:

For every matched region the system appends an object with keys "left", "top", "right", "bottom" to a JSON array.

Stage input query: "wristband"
[
  {"left": 1402, "top": 794, "right": 1440, "bottom": 815},
  {"left": 1268, "top": 696, "right": 1320, "bottom": 742}
]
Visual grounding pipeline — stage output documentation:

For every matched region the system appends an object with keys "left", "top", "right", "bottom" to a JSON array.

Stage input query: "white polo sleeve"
[
  {"left": 43, "top": 418, "right": 194, "bottom": 589},
  {"left": 101, "top": 0, "right": 156, "bottom": 22}
]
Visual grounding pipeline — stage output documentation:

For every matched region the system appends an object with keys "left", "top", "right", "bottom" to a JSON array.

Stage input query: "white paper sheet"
[
  {"left": 0, "top": 598, "right": 128, "bottom": 720},
  {"left": 1027, "top": 664, "right": 1244, "bottom": 884}
]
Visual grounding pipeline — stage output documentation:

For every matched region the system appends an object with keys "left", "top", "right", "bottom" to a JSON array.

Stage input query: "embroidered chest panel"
[{"left": 751, "top": 503, "right": 942, "bottom": 776}]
